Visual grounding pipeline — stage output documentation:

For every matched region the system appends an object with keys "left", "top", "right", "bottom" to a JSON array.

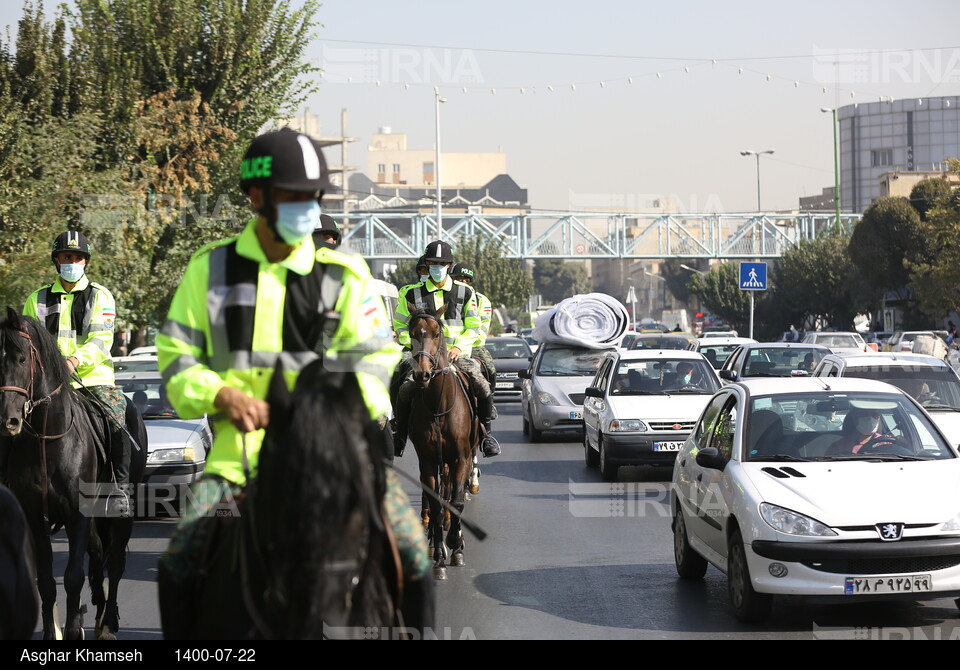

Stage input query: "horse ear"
[
  {"left": 266, "top": 359, "right": 293, "bottom": 424},
  {"left": 436, "top": 304, "right": 447, "bottom": 318},
  {"left": 6, "top": 306, "right": 22, "bottom": 330},
  {"left": 406, "top": 301, "right": 417, "bottom": 314}
]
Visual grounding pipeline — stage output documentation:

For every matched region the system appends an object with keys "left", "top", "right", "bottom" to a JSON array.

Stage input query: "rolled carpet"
[{"left": 532, "top": 293, "right": 629, "bottom": 349}]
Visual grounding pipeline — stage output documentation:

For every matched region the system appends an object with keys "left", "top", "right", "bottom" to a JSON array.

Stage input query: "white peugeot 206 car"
[{"left": 671, "top": 377, "right": 960, "bottom": 623}]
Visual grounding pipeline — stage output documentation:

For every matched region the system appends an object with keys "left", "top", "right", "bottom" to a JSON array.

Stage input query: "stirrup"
[
  {"left": 106, "top": 488, "right": 132, "bottom": 518},
  {"left": 481, "top": 435, "right": 501, "bottom": 458}
]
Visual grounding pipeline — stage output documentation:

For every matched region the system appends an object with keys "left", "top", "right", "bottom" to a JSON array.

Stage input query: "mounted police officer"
[
  {"left": 391, "top": 241, "right": 501, "bottom": 458},
  {"left": 313, "top": 213, "right": 342, "bottom": 247},
  {"left": 155, "top": 127, "right": 432, "bottom": 639},
  {"left": 450, "top": 262, "right": 497, "bottom": 387},
  {"left": 22, "top": 231, "right": 133, "bottom": 516}
]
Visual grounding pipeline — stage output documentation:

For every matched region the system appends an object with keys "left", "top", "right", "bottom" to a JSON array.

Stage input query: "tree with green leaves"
[
  {"left": 848, "top": 196, "right": 929, "bottom": 294},
  {"left": 687, "top": 262, "right": 751, "bottom": 334},
  {"left": 532, "top": 258, "right": 590, "bottom": 304},
  {"left": 910, "top": 176, "right": 954, "bottom": 221}
]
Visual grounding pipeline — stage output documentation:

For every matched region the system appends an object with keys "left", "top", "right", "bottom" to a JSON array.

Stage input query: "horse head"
[
  {"left": 407, "top": 303, "right": 448, "bottom": 390},
  {"left": 0, "top": 308, "right": 44, "bottom": 437}
]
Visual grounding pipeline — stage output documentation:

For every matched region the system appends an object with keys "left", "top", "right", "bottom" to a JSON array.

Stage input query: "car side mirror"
[
  {"left": 585, "top": 386, "right": 603, "bottom": 398},
  {"left": 695, "top": 446, "right": 728, "bottom": 471},
  {"left": 719, "top": 370, "right": 737, "bottom": 381}
]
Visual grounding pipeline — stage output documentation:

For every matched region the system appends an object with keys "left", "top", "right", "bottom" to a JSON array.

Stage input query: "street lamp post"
[
  {"left": 821, "top": 107, "right": 842, "bottom": 232},
  {"left": 434, "top": 87, "right": 447, "bottom": 237},
  {"left": 739, "top": 149, "right": 775, "bottom": 212}
]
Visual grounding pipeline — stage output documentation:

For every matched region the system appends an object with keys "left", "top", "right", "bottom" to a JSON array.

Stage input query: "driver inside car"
[{"left": 825, "top": 408, "right": 888, "bottom": 455}]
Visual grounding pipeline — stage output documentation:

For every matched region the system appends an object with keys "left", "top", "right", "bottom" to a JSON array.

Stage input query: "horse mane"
[
  {"left": 0, "top": 308, "right": 71, "bottom": 392},
  {"left": 256, "top": 360, "right": 391, "bottom": 635}
]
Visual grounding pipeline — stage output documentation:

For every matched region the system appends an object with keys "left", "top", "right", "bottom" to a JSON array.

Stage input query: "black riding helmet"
[
  {"left": 416, "top": 255, "right": 428, "bottom": 272},
  {"left": 239, "top": 128, "right": 329, "bottom": 239},
  {"left": 51, "top": 231, "right": 92, "bottom": 264},
  {"left": 314, "top": 214, "right": 342, "bottom": 244},
  {"left": 423, "top": 240, "right": 454, "bottom": 264},
  {"left": 450, "top": 262, "right": 475, "bottom": 282}
]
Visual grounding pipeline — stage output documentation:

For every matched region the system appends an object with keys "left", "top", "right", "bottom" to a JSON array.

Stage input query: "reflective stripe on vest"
[
  {"left": 34, "top": 284, "right": 96, "bottom": 342},
  {"left": 205, "top": 242, "right": 343, "bottom": 373}
]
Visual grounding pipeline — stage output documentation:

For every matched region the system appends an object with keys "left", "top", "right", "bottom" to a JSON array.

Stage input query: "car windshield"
[
  {"left": 699, "top": 344, "right": 742, "bottom": 368},
  {"left": 841, "top": 366, "right": 960, "bottom": 410},
  {"left": 814, "top": 334, "right": 861, "bottom": 348},
  {"left": 744, "top": 391, "right": 955, "bottom": 462},
  {"left": 631, "top": 336, "right": 691, "bottom": 350},
  {"left": 113, "top": 358, "right": 158, "bottom": 373},
  {"left": 610, "top": 358, "right": 720, "bottom": 394},
  {"left": 485, "top": 339, "right": 532, "bottom": 359},
  {"left": 117, "top": 379, "right": 179, "bottom": 419},
  {"left": 743, "top": 347, "right": 826, "bottom": 377},
  {"left": 537, "top": 347, "right": 610, "bottom": 376}
]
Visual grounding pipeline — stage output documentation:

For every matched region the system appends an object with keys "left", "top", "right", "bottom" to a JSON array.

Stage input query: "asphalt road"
[{"left": 21, "top": 401, "right": 960, "bottom": 642}]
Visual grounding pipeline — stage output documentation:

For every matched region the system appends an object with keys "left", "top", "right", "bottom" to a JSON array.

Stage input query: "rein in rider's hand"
[{"left": 215, "top": 385, "right": 270, "bottom": 433}]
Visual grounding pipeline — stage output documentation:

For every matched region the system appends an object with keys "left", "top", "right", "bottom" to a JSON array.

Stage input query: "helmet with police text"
[
  {"left": 239, "top": 127, "right": 329, "bottom": 195},
  {"left": 450, "top": 262, "right": 475, "bottom": 282},
  {"left": 51, "top": 231, "right": 92, "bottom": 264},
  {"left": 423, "top": 240, "right": 454, "bottom": 264},
  {"left": 314, "top": 214, "right": 342, "bottom": 244}
]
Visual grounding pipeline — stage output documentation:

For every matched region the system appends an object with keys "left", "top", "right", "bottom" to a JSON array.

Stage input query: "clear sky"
[{"left": 4, "top": 0, "right": 960, "bottom": 213}]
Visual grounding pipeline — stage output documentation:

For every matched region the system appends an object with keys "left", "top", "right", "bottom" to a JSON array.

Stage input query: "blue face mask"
[
  {"left": 275, "top": 200, "right": 321, "bottom": 245},
  {"left": 429, "top": 265, "right": 448, "bottom": 284},
  {"left": 419, "top": 274, "right": 429, "bottom": 283},
  {"left": 59, "top": 263, "right": 85, "bottom": 283}
]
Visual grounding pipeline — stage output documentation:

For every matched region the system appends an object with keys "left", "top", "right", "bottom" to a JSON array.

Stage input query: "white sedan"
[
  {"left": 671, "top": 377, "right": 960, "bottom": 623},
  {"left": 583, "top": 349, "right": 721, "bottom": 480}
]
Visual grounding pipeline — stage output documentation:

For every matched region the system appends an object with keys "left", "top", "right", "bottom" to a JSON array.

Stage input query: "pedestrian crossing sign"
[{"left": 739, "top": 262, "right": 767, "bottom": 291}]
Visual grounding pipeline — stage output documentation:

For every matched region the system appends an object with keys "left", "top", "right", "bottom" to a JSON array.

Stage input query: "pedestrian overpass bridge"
[{"left": 338, "top": 211, "right": 861, "bottom": 260}]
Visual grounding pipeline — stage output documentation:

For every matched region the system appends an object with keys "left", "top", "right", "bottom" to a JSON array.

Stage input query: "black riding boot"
[
  {"left": 108, "top": 430, "right": 132, "bottom": 517},
  {"left": 477, "top": 395, "right": 501, "bottom": 457},
  {"left": 392, "top": 390, "right": 412, "bottom": 458}
]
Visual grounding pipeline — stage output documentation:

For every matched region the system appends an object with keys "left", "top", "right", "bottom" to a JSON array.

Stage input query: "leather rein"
[{"left": 0, "top": 328, "right": 75, "bottom": 531}]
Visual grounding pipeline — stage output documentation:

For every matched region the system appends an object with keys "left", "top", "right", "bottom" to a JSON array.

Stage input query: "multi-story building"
[{"left": 838, "top": 96, "right": 960, "bottom": 212}]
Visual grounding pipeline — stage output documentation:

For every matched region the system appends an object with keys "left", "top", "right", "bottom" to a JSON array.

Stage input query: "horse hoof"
[
  {"left": 434, "top": 566, "right": 448, "bottom": 580},
  {"left": 452, "top": 552, "right": 465, "bottom": 567},
  {"left": 469, "top": 484, "right": 479, "bottom": 495},
  {"left": 98, "top": 630, "right": 117, "bottom": 641}
]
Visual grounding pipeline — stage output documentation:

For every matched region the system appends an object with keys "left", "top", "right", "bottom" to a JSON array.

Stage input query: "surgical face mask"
[
  {"left": 681, "top": 373, "right": 692, "bottom": 385},
  {"left": 419, "top": 273, "right": 429, "bottom": 283},
  {"left": 429, "top": 264, "right": 448, "bottom": 284},
  {"left": 275, "top": 200, "right": 321, "bottom": 245},
  {"left": 58, "top": 263, "right": 85, "bottom": 283},
  {"left": 856, "top": 416, "right": 880, "bottom": 435}
]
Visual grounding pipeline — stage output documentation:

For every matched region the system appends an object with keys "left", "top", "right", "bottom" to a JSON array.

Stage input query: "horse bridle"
[
  {"left": 410, "top": 311, "right": 450, "bottom": 383},
  {"left": 0, "top": 329, "right": 70, "bottom": 438}
]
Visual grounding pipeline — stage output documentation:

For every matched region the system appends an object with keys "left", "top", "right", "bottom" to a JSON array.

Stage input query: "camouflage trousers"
[
  {"left": 80, "top": 385, "right": 130, "bottom": 486},
  {"left": 159, "top": 469, "right": 430, "bottom": 587},
  {"left": 472, "top": 346, "right": 496, "bottom": 385}
]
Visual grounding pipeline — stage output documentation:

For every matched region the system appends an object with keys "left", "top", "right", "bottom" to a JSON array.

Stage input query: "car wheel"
[
  {"left": 598, "top": 435, "right": 618, "bottom": 481},
  {"left": 728, "top": 528, "right": 772, "bottom": 624},
  {"left": 584, "top": 426, "right": 599, "bottom": 468},
  {"left": 674, "top": 507, "right": 708, "bottom": 579},
  {"left": 529, "top": 421, "right": 544, "bottom": 443},
  {"left": 522, "top": 413, "right": 530, "bottom": 436}
]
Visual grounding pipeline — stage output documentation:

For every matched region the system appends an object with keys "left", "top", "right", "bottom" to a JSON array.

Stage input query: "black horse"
[
  {"left": 0, "top": 481, "right": 39, "bottom": 639},
  {"left": 165, "top": 360, "right": 400, "bottom": 639},
  {"left": 0, "top": 308, "right": 146, "bottom": 640}
]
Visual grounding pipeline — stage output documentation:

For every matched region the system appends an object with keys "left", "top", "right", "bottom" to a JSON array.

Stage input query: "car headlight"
[
  {"left": 608, "top": 419, "right": 648, "bottom": 432},
  {"left": 941, "top": 512, "right": 960, "bottom": 531},
  {"left": 536, "top": 391, "right": 560, "bottom": 405},
  {"left": 760, "top": 503, "right": 836, "bottom": 537},
  {"left": 148, "top": 447, "right": 195, "bottom": 464}
]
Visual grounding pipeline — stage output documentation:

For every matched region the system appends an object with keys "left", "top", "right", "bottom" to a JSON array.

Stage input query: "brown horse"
[{"left": 406, "top": 305, "right": 479, "bottom": 579}]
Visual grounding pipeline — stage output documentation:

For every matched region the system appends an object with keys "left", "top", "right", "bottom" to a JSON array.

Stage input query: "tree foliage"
[
  {"left": 907, "top": 161, "right": 960, "bottom": 319},
  {"left": 848, "top": 196, "right": 929, "bottom": 293},
  {"left": 910, "top": 176, "right": 954, "bottom": 221},
  {"left": 532, "top": 258, "right": 591, "bottom": 304},
  {"left": 0, "top": 0, "right": 321, "bottom": 341},
  {"left": 687, "top": 262, "right": 751, "bottom": 334}
]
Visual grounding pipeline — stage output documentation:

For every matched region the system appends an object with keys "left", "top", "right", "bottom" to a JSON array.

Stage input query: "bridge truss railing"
[{"left": 338, "top": 211, "right": 861, "bottom": 260}]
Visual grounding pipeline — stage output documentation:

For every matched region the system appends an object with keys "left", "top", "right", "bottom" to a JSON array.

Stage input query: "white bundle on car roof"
[
  {"left": 913, "top": 334, "right": 949, "bottom": 359},
  {"left": 532, "top": 293, "right": 629, "bottom": 349}
]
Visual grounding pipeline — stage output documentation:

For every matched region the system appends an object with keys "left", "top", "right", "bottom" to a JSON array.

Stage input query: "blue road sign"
[{"left": 739, "top": 262, "right": 767, "bottom": 291}]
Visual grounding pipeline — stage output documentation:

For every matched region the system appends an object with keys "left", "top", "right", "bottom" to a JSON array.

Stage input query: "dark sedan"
[{"left": 484, "top": 336, "right": 534, "bottom": 401}]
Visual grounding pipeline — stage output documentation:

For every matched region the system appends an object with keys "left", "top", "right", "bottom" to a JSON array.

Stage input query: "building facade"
[{"left": 839, "top": 96, "right": 960, "bottom": 212}]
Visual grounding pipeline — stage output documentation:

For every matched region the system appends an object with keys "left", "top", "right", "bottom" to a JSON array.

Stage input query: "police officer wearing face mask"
[
  {"left": 391, "top": 241, "right": 501, "bottom": 458},
  {"left": 22, "top": 231, "right": 133, "bottom": 517},
  {"left": 155, "top": 127, "right": 433, "bottom": 638}
]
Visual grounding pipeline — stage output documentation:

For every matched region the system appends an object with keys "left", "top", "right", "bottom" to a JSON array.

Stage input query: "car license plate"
[
  {"left": 495, "top": 382, "right": 513, "bottom": 389},
  {"left": 653, "top": 441, "right": 683, "bottom": 452},
  {"left": 569, "top": 411, "right": 583, "bottom": 420},
  {"left": 844, "top": 575, "right": 932, "bottom": 594}
]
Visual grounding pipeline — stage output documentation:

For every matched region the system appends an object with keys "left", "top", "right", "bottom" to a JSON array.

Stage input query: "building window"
[
  {"left": 423, "top": 162, "right": 434, "bottom": 185},
  {"left": 377, "top": 163, "right": 386, "bottom": 173},
  {"left": 871, "top": 149, "right": 892, "bottom": 167},
  {"left": 392, "top": 163, "right": 401, "bottom": 173}
]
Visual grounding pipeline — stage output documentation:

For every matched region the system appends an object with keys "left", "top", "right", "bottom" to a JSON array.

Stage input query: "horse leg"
[
  {"left": 87, "top": 519, "right": 107, "bottom": 639},
  {"left": 420, "top": 490, "right": 430, "bottom": 534},
  {"left": 62, "top": 515, "right": 91, "bottom": 640},
  {"left": 446, "top": 459, "right": 470, "bottom": 568},
  {"left": 442, "top": 464, "right": 452, "bottom": 532},
  {"left": 98, "top": 518, "right": 133, "bottom": 640},
  {"left": 469, "top": 451, "right": 480, "bottom": 496},
  {"left": 31, "top": 528, "right": 61, "bottom": 640}
]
